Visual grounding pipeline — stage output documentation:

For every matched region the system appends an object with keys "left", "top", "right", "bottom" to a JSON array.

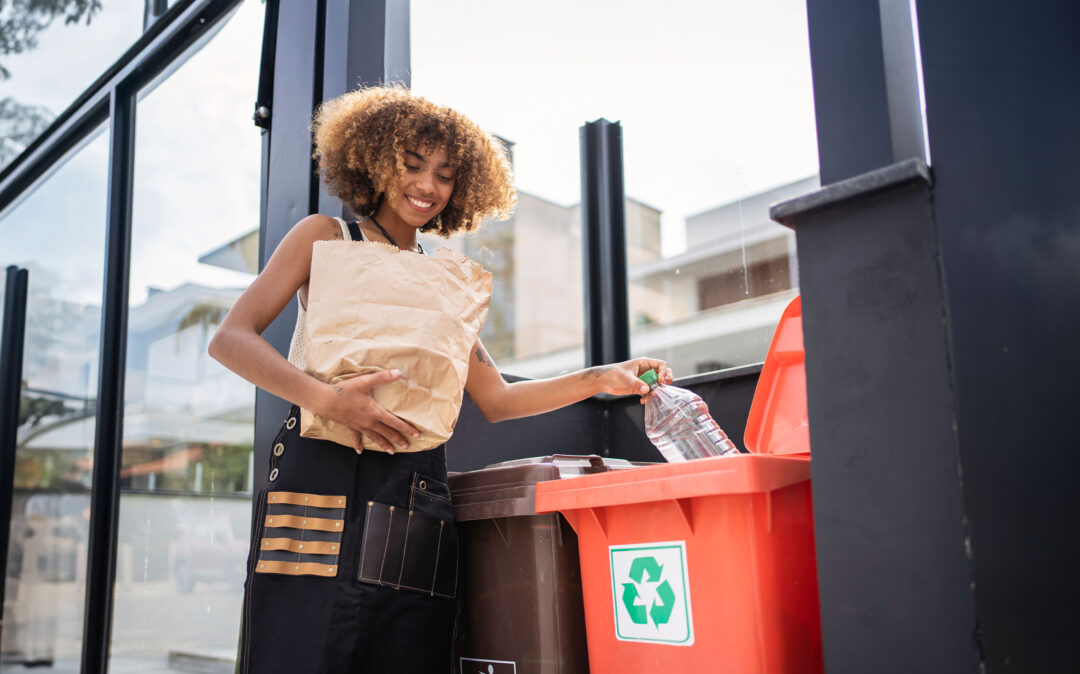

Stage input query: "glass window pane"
[
  {"left": 0, "top": 125, "right": 108, "bottom": 668},
  {"left": 1, "top": 4, "right": 144, "bottom": 171},
  {"left": 412, "top": 8, "right": 588, "bottom": 377},
  {"left": 412, "top": 0, "right": 817, "bottom": 378},
  {"left": 108, "top": 2, "right": 264, "bottom": 669}
]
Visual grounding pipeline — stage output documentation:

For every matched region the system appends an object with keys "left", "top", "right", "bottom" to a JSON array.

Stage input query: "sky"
[
  {"left": 410, "top": 0, "right": 820, "bottom": 254},
  {"left": 1, "top": 1, "right": 264, "bottom": 306},
  {"left": 1, "top": 0, "right": 819, "bottom": 303}
]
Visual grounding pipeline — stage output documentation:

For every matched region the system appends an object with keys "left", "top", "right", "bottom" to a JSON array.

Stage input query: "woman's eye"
[
  {"left": 437, "top": 174, "right": 454, "bottom": 183},
  {"left": 405, "top": 165, "right": 420, "bottom": 172}
]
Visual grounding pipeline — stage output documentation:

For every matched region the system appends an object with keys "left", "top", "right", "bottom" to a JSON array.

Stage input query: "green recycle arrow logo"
[{"left": 620, "top": 555, "right": 676, "bottom": 627}]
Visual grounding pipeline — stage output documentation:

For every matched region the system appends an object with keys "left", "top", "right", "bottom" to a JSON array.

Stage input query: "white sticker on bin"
[
  {"left": 460, "top": 657, "right": 516, "bottom": 674},
  {"left": 609, "top": 540, "right": 694, "bottom": 646}
]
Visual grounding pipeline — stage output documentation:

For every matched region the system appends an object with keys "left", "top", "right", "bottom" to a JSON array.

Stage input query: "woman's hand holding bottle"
[{"left": 589, "top": 358, "right": 675, "bottom": 401}]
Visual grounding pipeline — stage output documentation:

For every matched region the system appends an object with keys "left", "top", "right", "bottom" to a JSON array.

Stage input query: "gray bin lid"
[{"left": 449, "top": 454, "right": 639, "bottom": 522}]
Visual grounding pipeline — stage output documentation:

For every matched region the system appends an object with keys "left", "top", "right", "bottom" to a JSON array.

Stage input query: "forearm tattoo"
[
  {"left": 581, "top": 365, "right": 612, "bottom": 380},
  {"left": 475, "top": 345, "right": 495, "bottom": 368}
]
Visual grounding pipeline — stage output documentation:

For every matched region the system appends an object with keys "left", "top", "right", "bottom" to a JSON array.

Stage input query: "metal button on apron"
[
  {"left": 273, "top": 443, "right": 285, "bottom": 456},
  {"left": 269, "top": 468, "right": 279, "bottom": 481},
  {"left": 286, "top": 417, "right": 297, "bottom": 429}
]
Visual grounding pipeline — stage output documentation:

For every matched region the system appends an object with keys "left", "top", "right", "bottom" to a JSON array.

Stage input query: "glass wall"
[
  {"left": 0, "top": 126, "right": 108, "bottom": 669},
  {"left": 412, "top": 0, "right": 818, "bottom": 378},
  {"left": 412, "top": 3, "right": 590, "bottom": 377},
  {"left": 107, "top": 2, "right": 264, "bottom": 669},
  {"left": 0, "top": 3, "right": 144, "bottom": 171}
]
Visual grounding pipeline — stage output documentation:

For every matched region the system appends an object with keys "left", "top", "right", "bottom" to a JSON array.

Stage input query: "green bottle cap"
[{"left": 639, "top": 369, "right": 659, "bottom": 389}]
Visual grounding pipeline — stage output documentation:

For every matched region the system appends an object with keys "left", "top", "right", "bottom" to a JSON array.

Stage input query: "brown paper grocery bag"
[{"left": 300, "top": 240, "right": 492, "bottom": 452}]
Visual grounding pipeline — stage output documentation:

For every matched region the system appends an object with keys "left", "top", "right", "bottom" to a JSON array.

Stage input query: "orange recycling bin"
[{"left": 535, "top": 296, "right": 821, "bottom": 674}]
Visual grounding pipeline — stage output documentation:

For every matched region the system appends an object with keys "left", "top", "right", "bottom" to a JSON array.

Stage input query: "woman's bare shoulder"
[
  {"left": 294, "top": 213, "right": 346, "bottom": 242},
  {"left": 260, "top": 214, "right": 347, "bottom": 279}
]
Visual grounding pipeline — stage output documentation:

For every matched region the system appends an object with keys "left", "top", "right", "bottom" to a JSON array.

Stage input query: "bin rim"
[{"left": 535, "top": 453, "right": 810, "bottom": 514}]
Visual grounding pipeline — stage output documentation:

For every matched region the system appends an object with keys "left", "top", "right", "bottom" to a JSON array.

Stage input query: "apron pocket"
[
  {"left": 357, "top": 500, "right": 458, "bottom": 599},
  {"left": 409, "top": 472, "right": 453, "bottom": 521},
  {"left": 255, "top": 491, "right": 346, "bottom": 577}
]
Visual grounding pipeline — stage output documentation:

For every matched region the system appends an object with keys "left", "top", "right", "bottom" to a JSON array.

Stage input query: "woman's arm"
[
  {"left": 208, "top": 214, "right": 419, "bottom": 453},
  {"left": 463, "top": 339, "right": 674, "bottom": 423}
]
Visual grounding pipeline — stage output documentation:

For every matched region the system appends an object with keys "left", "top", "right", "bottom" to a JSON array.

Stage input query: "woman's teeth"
[{"left": 407, "top": 196, "right": 432, "bottom": 209}]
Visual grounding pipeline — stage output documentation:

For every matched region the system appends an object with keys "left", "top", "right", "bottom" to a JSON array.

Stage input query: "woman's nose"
[{"left": 415, "top": 169, "right": 435, "bottom": 192}]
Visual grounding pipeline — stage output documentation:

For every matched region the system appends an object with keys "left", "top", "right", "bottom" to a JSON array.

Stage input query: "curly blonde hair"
[{"left": 312, "top": 85, "right": 516, "bottom": 236}]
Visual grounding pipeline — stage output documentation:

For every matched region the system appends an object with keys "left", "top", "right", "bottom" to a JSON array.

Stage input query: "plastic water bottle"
[{"left": 640, "top": 369, "right": 740, "bottom": 462}]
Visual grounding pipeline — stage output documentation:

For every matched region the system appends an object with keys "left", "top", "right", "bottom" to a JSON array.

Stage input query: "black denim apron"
[{"left": 235, "top": 407, "right": 459, "bottom": 673}]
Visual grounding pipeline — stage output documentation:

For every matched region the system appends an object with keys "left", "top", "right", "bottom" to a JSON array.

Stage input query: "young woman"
[{"left": 209, "top": 86, "right": 673, "bottom": 673}]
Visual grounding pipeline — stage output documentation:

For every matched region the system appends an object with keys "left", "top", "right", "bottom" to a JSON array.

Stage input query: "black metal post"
[
  {"left": 143, "top": 0, "right": 168, "bottom": 32},
  {"left": 580, "top": 118, "right": 629, "bottom": 367},
  {"left": 253, "top": 0, "right": 323, "bottom": 478},
  {"left": 81, "top": 85, "right": 136, "bottom": 674},
  {"left": 772, "top": 161, "right": 981, "bottom": 674},
  {"left": 805, "top": 0, "right": 926, "bottom": 184},
  {"left": 0, "top": 266, "right": 29, "bottom": 632},
  {"left": 317, "top": 0, "right": 411, "bottom": 216}
]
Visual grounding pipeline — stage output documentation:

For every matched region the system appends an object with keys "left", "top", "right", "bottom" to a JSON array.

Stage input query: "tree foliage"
[
  {"left": 0, "top": 95, "right": 53, "bottom": 163},
  {"left": 0, "top": 0, "right": 103, "bottom": 78},
  {"left": 0, "top": 1, "right": 103, "bottom": 167}
]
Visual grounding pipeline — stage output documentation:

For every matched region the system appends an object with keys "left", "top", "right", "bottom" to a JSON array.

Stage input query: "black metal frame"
[
  {"left": 804, "top": 0, "right": 926, "bottom": 185},
  {"left": 80, "top": 83, "right": 137, "bottom": 674},
  {"left": 580, "top": 118, "right": 630, "bottom": 367},
  {"left": 0, "top": 266, "right": 29, "bottom": 624},
  {"left": 0, "top": 1, "right": 249, "bottom": 671}
]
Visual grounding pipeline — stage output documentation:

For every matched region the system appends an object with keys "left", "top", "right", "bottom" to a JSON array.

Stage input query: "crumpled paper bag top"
[{"left": 300, "top": 240, "right": 491, "bottom": 452}]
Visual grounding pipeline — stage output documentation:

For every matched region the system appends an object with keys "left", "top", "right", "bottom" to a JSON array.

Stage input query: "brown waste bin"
[{"left": 450, "top": 455, "right": 638, "bottom": 674}]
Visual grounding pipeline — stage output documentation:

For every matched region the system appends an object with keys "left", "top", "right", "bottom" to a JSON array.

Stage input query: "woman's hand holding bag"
[{"left": 314, "top": 368, "right": 421, "bottom": 454}]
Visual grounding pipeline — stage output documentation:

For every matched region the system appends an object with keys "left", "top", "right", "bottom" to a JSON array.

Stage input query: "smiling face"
[{"left": 378, "top": 144, "right": 456, "bottom": 231}]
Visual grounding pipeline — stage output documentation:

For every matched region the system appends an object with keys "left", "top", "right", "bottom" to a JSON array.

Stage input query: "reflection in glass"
[
  {"left": 412, "top": 0, "right": 818, "bottom": 378},
  {"left": 0, "top": 3, "right": 143, "bottom": 171},
  {"left": 0, "top": 127, "right": 108, "bottom": 668},
  {"left": 412, "top": 17, "right": 588, "bottom": 376},
  {"left": 108, "top": 2, "right": 264, "bottom": 669}
]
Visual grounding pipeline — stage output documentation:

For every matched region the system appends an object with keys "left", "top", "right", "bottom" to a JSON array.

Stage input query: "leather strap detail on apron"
[
  {"left": 256, "top": 490, "right": 347, "bottom": 578},
  {"left": 264, "top": 514, "right": 343, "bottom": 532},
  {"left": 260, "top": 537, "right": 340, "bottom": 555},
  {"left": 255, "top": 560, "right": 338, "bottom": 577},
  {"left": 268, "top": 491, "right": 347, "bottom": 508}
]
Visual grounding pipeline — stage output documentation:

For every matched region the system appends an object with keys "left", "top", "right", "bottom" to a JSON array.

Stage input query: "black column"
[
  {"left": 0, "top": 266, "right": 29, "bottom": 620},
  {"left": 772, "top": 162, "right": 980, "bottom": 674},
  {"left": 804, "top": 0, "right": 926, "bottom": 184},
  {"left": 252, "top": 1, "right": 324, "bottom": 474},
  {"left": 914, "top": 2, "right": 1080, "bottom": 671},
  {"left": 81, "top": 85, "right": 137, "bottom": 674},
  {"left": 318, "top": 0, "right": 411, "bottom": 217},
  {"left": 580, "top": 118, "right": 629, "bottom": 367}
]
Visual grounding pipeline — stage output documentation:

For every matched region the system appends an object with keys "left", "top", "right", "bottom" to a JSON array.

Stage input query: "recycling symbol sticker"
[{"left": 609, "top": 541, "right": 694, "bottom": 645}]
